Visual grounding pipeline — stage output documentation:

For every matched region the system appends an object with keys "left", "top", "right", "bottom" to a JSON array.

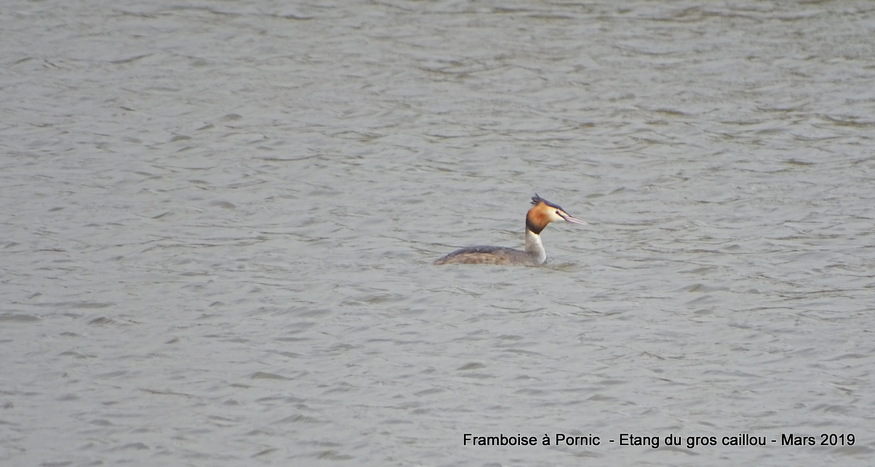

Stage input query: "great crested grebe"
[{"left": 434, "top": 194, "right": 585, "bottom": 266}]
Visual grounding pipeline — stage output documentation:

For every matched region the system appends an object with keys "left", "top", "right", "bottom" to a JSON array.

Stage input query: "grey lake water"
[{"left": 2, "top": 1, "right": 874, "bottom": 465}]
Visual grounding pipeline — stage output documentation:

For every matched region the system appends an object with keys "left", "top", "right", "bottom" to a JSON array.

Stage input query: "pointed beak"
[{"left": 563, "top": 214, "right": 588, "bottom": 225}]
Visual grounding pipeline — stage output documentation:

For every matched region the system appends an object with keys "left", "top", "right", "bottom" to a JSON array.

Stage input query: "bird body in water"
[{"left": 434, "top": 194, "right": 585, "bottom": 266}]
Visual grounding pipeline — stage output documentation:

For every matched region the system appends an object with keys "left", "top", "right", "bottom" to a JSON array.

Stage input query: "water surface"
[{"left": 2, "top": 1, "right": 874, "bottom": 465}]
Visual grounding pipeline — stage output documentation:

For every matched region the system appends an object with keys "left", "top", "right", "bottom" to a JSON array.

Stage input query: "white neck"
[{"left": 525, "top": 229, "right": 547, "bottom": 264}]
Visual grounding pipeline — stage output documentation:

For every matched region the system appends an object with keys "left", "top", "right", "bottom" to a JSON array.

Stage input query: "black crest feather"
[{"left": 531, "top": 193, "right": 564, "bottom": 211}]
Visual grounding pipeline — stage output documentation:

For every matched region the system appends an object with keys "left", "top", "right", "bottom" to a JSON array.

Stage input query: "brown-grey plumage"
[{"left": 433, "top": 246, "right": 538, "bottom": 266}]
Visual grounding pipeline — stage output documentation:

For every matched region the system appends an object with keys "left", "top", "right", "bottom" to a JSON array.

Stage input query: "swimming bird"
[{"left": 434, "top": 194, "right": 585, "bottom": 265}]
